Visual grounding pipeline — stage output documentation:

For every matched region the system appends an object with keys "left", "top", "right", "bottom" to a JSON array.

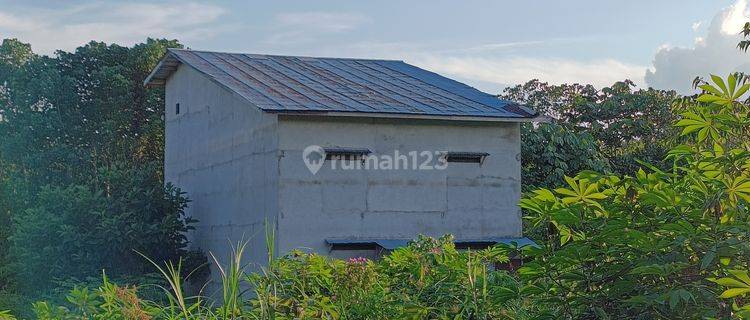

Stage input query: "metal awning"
[
  {"left": 325, "top": 237, "right": 537, "bottom": 251},
  {"left": 455, "top": 237, "right": 537, "bottom": 248},
  {"left": 326, "top": 238, "right": 409, "bottom": 250}
]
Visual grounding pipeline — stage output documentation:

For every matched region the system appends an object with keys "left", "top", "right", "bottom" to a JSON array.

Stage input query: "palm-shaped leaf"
[
  {"left": 554, "top": 176, "right": 607, "bottom": 210},
  {"left": 711, "top": 270, "right": 750, "bottom": 298}
]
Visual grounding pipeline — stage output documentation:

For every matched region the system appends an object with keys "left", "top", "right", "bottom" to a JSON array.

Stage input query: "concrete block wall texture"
[
  {"left": 164, "top": 65, "right": 523, "bottom": 290},
  {"left": 276, "top": 116, "right": 522, "bottom": 255},
  {"left": 164, "top": 65, "right": 279, "bottom": 289}
]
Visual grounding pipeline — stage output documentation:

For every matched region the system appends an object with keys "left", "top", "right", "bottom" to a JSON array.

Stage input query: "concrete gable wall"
[
  {"left": 276, "top": 116, "right": 522, "bottom": 255},
  {"left": 164, "top": 65, "right": 280, "bottom": 279}
]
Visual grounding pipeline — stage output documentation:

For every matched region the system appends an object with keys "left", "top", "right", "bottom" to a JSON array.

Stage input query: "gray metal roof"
[{"left": 145, "top": 49, "right": 536, "bottom": 120}]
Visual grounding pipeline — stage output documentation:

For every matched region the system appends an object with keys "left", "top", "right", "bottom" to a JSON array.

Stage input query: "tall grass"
[
  {"left": 137, "top": 253, "right": 195, "bottom": 319},
  {"left": 209, "top": 241, "right": 249, "bottom": 319},
  {"left": 251, "top": 220, "right": 279, "bottom": 319}
]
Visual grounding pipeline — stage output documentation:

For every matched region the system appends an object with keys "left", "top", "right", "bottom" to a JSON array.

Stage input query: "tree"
[
  {"left": 501, "top": 80, "right": 679, "bottom": 188},
  {"left": 0, "top": 38, "right": 35, "bottom": 296},
  {"left": 520, "top": 123, "right": 608, "bottom": 190},
  {"left": 0, "top": 39, "right": 32, "bottom": 88},
  {"left": 0, "top": 38, "right": 201, "bottom": 297}
]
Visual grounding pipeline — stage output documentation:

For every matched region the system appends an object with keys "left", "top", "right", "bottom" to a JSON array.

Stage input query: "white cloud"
[
  {"left": 265, "top": 12, "right": 369, "bottom": 45},
  {"left": 453, "top": 41, "right": 546, "bottom": 53},
  {"left": 276, "top": 12, "right": 368, "bottom": 32},
  {"left": 722, "top": 0, "right": 748, "bottom": 34},
  {"left": 0, "top": 2, "right": 228, "bottom": 54},
  {"left": 692, "top": 21, "right": 703, "bottom": 31},
  {"left": 0, "top": 11, "right": 38, "bottom": 31},
  {"left": 646, "top": 0, "right": 750, "bottom": 93},
  {"left": 411, "top": 56, "right": 645, "bottom": 93},
  {"left": 312, "top": 41, "right": 646, "bottom": 94}
]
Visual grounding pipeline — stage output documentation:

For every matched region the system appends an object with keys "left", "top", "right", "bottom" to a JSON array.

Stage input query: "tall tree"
[
  {"left": 501, "top": 80, "right": 679, "bottom": 188},
  {"left": 0, "top": 38, "right": 201, "bottom": 296},
  {"left": 0, "top": 38, "right": 35, "bottom": 294}
]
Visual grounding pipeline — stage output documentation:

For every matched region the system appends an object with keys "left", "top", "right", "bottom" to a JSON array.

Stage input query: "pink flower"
[{"left": 347, "top": 257, "right": 368, "bottom": 265}]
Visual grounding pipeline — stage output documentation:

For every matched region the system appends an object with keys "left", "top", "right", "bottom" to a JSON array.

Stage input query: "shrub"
[
  {"left": 9, "top": 164, "right": 198, "bottom": 294},
  {"left": 250, "top": 235, "right": 524, "bottom": 319}
]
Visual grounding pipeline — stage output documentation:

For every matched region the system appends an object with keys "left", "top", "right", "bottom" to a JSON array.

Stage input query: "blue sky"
[{"left": 1, "top": 0, "right": 749, "bottom": 93}]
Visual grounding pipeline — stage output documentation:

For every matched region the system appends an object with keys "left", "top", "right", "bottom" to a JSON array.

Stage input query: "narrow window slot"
[
  {"left": 324, "top": 147, "right": 371, "bottom": 161},
  {"left": 445, "top": 152, "right": 489, "bottom": 163}
]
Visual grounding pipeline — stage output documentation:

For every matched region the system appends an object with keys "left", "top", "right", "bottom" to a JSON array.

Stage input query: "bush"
[
  {"left": 251, "top": 235, "right": 526, "bottom": 319},
  {"left": 9, "top": 164, "right": 198, "bottom": 294}
]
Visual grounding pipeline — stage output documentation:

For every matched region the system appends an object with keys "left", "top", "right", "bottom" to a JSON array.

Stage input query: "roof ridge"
[{"left": 168, "top": 48, "right": 404, "bottom": 63}]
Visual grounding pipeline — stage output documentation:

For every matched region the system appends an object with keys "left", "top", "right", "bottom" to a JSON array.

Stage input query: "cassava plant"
[{"left": 517, "top": 73, "right": 750, "bottom": 318}]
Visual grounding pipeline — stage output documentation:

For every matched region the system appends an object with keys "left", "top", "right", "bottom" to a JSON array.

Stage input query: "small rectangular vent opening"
[
  {"left": 175, "top": 103, "right": 180, "bottom": 114},
  {"left": 445, "top": 152, "right": 489, "bottom": 163},
  {"left": 324, "top": 147, "right": 372, "bottom": 161}
]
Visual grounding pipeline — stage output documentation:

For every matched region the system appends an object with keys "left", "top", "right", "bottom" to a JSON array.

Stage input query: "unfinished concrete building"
[{"left": 145, "top": 48, "right": 536, "bottom": 276}]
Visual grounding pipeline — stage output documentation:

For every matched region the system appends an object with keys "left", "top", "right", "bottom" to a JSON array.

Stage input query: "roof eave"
[
  {"left": 274, "top": 110, "right": 541, "bottom": 123},
  {"left": 143, "top": 50, "right": 182, "bottom": 87}
]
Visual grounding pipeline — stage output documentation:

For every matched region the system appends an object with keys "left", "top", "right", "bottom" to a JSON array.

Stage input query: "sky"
[{"left": 1, "top": 0, "right": 749, "bottom": 94}]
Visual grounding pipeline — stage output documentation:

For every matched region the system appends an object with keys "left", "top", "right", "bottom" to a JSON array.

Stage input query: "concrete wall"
[
  {"left": 276, "top": 116, "right": 522, "bottom": 255},
  {"left": 164, "top": 65, "right": 279, "bottom": 288}
]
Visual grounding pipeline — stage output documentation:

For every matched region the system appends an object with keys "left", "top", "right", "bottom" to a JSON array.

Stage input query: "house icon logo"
[{"left": 303, "top": 145, "right": 326, "bottom": 175}]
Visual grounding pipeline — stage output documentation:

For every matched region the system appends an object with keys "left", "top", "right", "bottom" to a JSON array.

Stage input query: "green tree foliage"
[
  {"left": 10, "top": 167, "right": 191, "bottom": 292},
  {"left": 518, "top": 73, "right": 750, "bottom": 318},
  {"left": 519, "top": 123, "right": 608, "bottom": 191},
  {"left": 501, "top": 80, "right": 679, "bottom": 188},
  {"left": 0, "top": 38, "right": 200, "bottom": 298}
]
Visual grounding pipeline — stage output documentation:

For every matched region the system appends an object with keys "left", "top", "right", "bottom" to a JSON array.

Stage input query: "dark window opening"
[
  {"left": 329, "top": 242, "right": 378, "bottom": 251},
  {"left": 175, "top": 103, "right": 180, "bottom": 114},
  {"left": 445, "top": 152, "right": 489, "bottom": 163},
  {"left": 324, "top": 147, "right": 371, "bottom": 161},
  {"left": 328, "top": 242, "right": 382, "bottom": 260}
]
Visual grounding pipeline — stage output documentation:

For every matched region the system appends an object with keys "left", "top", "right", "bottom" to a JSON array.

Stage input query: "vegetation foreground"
[{"left": 0, "top": 73, "right": 746, "bottom": 319}]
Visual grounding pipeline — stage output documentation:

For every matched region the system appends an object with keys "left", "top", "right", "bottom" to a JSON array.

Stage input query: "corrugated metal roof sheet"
[{"left": 145, "top": 49, "right": 536, "bottom": 119}]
